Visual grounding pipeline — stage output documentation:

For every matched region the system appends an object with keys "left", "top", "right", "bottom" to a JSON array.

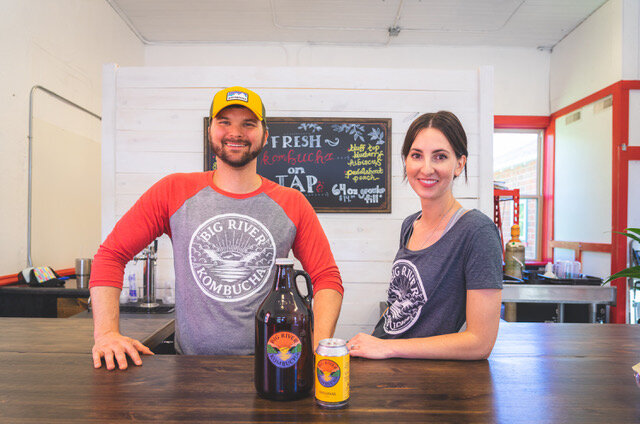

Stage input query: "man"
[{"left": 90, "top": 86, "right": 343, "bottom": 370}]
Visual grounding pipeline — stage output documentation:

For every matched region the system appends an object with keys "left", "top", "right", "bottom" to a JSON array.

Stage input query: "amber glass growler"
[{"left": 255, "top": 258, "right": 314, "bottom": 400}]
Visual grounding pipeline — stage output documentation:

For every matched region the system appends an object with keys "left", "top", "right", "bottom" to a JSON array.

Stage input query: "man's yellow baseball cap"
[{"left": 209, "top": 86, "right": 266, "bottom": 122}]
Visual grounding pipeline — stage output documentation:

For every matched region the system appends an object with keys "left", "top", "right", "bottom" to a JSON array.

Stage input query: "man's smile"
[{"left": 223, "top": 140, "right": 250, "bottom": 149}]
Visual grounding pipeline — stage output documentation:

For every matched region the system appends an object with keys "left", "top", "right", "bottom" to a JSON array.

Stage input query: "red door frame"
[
  {"left": 497, "top": 80, "right": 640, "bottom": 323},
  {"left": 551, "top": 80, "right": 640, "bottom": 323}
]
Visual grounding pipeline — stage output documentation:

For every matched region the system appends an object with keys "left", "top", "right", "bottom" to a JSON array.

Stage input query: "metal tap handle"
[
  {"left": 133, "top": 240, "right": 158, "bottom": 261},
  {"left": 139, "top": 239, "right": 159, "bottom": 308}
]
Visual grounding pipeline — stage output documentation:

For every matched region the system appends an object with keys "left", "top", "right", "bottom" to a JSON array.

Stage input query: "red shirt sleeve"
[
  {"left": 89, "top": 172, "right": 210, "bottom": 289},
  {"left": 265, "top": 183, "right": 343, "bottom": 296}
]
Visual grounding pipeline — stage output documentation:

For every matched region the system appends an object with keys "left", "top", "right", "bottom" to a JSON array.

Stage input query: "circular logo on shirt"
[
  {"left": 189, "top": 213, "right": 276, "bottom": 302},
  {"left": 267, "top": 332, "right": 302, "bottom": 368},
  {"left": 383, "top": 259, "right": 428, "bottom": 334},
  {"left": 316, "top": 359, "right": 341, "bottom": 387}
]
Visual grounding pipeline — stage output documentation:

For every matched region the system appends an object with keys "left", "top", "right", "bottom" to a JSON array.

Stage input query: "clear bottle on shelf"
[
  {"left": 128, "top": 272, "right": 137, "bottom": 303},
  {"left": 119, "top": 286, "right": 129, "bottom": 304}
]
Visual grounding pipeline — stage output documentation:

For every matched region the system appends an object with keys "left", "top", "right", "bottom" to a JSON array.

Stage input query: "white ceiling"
[{"left": 106, "top": 0, "right": 608, "bottom": 48}]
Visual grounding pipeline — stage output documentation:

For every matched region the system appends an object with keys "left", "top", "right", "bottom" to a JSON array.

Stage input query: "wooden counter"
[
  {"left": 0, "top": 320, "right": 638, "bottom": 423},
  {"left": 0, "top": 315, "right": 174, "bottom": 354}
]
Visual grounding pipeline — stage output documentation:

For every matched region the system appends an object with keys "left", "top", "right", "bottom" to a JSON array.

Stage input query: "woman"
[{"left": 348, "top": 111, "right": 503, "bottom": 360}]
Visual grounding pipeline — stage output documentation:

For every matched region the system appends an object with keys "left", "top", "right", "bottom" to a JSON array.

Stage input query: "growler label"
[
  {"left": 188, "top": 213, "right": 276, "bottom": 302},
  {"left": 267, "top": 332, "right": 302, "bottom": 368},
  {"left": 316, "top": 359, "right": 340, "bottom": 387}
]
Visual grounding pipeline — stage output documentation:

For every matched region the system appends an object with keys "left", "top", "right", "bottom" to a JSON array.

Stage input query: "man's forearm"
[
  {"left": 312, "top": 288, "right": 343, "bottom": 345},
  {"left": 90, "top": 286, "right": 154, "bottom": 370},
  {"left": 90, "top": 286, "right": 122, "bottom": 339}
]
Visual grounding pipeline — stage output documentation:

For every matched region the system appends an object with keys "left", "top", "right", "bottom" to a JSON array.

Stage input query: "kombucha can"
[{"left": 315, "top": 338, "right": 349, "bottom": 409}]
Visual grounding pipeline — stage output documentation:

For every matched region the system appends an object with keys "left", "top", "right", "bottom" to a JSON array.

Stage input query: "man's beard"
[{"left": 212, "top": 137, "right": 266, "bottom": 168}]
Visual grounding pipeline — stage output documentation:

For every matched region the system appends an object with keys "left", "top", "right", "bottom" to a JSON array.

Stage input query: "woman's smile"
[{"left": 416, "top": 177, "right": 439, "bottom": 188}]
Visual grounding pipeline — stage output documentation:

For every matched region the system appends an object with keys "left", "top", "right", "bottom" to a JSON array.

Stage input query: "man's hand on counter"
[
  {"left": 92, "top": 331, "right": 154, "bottom": 370},
  {"left": 90, "top": 285, "right": 154, "bottom": 370}
]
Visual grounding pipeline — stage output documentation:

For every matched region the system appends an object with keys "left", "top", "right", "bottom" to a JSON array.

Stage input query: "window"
[{"left": 493, "top": 130, "right": 543, "bottom": 260}]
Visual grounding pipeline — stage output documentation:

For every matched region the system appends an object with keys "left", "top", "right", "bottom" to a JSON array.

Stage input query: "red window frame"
[{"left": 494, "top": 116, "right": 551, "bottom": 264}]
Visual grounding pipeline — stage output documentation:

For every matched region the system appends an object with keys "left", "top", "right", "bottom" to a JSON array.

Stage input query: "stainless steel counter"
[{"left": 502, "top": 283, "right": 617, "bottom": 323}]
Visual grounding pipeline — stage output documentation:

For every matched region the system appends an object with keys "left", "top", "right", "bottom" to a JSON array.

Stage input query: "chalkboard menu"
[{"left": 204, "top": 117, "right": 391, "bottom": 213}]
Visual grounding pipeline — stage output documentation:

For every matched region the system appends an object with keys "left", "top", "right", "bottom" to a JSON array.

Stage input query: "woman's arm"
[{"left": 348, "top": 288, "right": 502, "bottom": 360}]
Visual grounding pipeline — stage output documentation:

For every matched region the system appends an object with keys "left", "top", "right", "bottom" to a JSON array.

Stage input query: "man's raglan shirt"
[{"left": 90, "top": 171, "right": 343, "bottom": 355}]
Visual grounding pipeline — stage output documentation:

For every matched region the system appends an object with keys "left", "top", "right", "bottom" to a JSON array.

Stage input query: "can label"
[
  {"left": 315, "top": 354, "right": 349, "bottom": 402},
  {"left": 267, "top": 332, "right": 302, "bottom": 368}
]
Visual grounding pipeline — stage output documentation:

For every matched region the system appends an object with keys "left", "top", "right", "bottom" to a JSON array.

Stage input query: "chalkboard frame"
[{"left": 204, "top": 116, "right": 392, "bottom": 213}]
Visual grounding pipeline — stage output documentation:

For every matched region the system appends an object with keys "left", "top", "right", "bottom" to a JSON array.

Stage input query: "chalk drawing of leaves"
[
  {"left": 368, "top": 127, "right": 385, "bottom": 145},
  {"left": 332, "top": 124, "right": 365, "bottom": 142},
  {"left": 331, "top": 124, "right": 347, "bottom": 133},
  {"left": 298, "top": 123, "right": 323, "bottom": 132}
]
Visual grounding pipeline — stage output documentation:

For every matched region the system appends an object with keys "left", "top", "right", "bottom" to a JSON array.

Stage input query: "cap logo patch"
[{"left": 226, "top": 91, "right": 249, "bottom": 102}]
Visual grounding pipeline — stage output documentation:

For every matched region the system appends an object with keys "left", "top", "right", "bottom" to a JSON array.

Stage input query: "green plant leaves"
[
  {"left": 603, "top": 229, "right": 640, "bottom": 284},
  {"left": 613, "top": 228, "right": 640, "bottom": 244},
  {"left": 604, "top": 266, "right": 640, "bottom": 283}
]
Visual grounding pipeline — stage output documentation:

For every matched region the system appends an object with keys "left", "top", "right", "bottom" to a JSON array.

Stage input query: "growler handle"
[{"left": 295, "top": 270, "right": 313, "bottom": 306}]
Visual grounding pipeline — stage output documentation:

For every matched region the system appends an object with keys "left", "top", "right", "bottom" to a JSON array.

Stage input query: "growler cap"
[{"left": 275, "top": 258, "right": 294, "bottom": 266}]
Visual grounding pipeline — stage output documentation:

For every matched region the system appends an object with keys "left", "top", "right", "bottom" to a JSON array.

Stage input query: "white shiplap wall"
[{"left": 102, "top": 65, "right": 493, "bottom": 339}]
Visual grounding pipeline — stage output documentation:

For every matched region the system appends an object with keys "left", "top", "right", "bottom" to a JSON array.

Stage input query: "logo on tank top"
[
  {"left": 383, "top": 259, "right": 428, "bottom": 334},
  {"left": 189, "top": 213, "right": 276, "bottom": 302},
  {"left": 267, "top": 332, "right": 302, "bottom": 368}
]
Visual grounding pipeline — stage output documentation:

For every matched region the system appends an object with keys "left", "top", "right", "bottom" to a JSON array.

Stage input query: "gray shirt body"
[
  {"left": 171, "top": 187, "right": 297, "bottom": 355},
  {"left": 373, "top": 209, "right": 503, "bottom": 339}
]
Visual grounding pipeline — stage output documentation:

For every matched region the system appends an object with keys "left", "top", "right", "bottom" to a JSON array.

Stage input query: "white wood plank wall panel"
[
  {"left": 104, "top": 65, "right": 492, "bottom": 336},
  {"left": 115, "top": 67, "right": 477, "bottom": 90}
]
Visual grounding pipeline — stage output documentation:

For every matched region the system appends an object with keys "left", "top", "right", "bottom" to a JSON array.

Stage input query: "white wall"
[
  {"left": 550, "top": 0, "right": 622, "bottom": 112},
  {"left": 553, "top": 98, "right": 613, "bottom": 278},
  {"left": 0, "top": 0, "right": 144, "bottom": 275},
  {"left": 104, "top": 65, "right": 492, "bottom": 338},
  {"left": 145, "top": 44, "right": 549, "bottom": 117},
  {"left": 550, "top": 0, "right": 640, "bottom": 112},
  {"left": 629, "top": 90, "right": 640, "bottom": 147},
  {"left": 622, "top": 0, "right": 640, "bottom": 80}
]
